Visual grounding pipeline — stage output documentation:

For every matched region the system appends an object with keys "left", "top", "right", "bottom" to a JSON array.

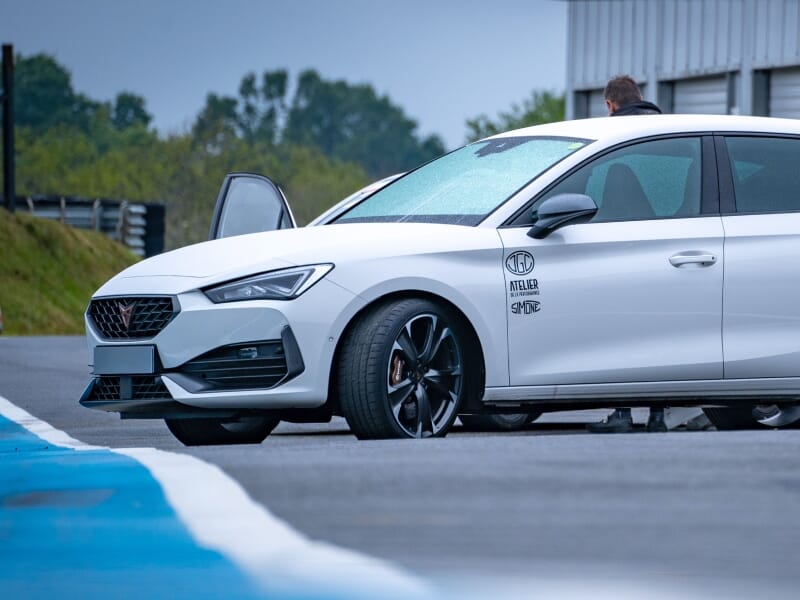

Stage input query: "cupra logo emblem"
[
  {"left": 117, "top": 302, "right": 136, "bottom": 330},
  {"left": 505, "top": 251, "right": 535, "bottom": 276}
]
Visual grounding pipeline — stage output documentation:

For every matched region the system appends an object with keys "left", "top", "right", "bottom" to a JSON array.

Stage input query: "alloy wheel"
[{"left": 386, "top": 313, "right": 463, "bottom": 438}]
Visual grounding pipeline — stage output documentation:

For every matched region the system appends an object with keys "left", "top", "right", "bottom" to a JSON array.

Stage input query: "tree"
[
  {"left": 14, "top": 53, "right": 101, "bottom": 132},
  {"left": 465, "top": 90, "right": 565, "bottom": 142},
  {"left": 260, "top": 70, "right": 289, "bottom": 140},
  {"left": 193, "top": 70, "right": 289, "bottom": 150},
  {"left": 191, "top": 92, "right": 239, "bottom": 152},
  {"left": 237, "top": 69, "right": 288, "bottom": 145},
  {"left": 284, "top": 69, "right": 444, "bottom": 177},
  {"left": 14, "top": 53, "right": 152, "bottom": 136},
  {"left": 191, "top": 68, "right": 446, "bottom": 177},
  {"left": 12, "top": 54, "right": 452, "bottom": 248},
  {"left": 112, "top": 92, "right": 152, "bottom": 130}
]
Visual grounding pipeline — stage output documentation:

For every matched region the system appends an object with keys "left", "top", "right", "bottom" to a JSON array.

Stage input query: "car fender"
[{"left": 324, "top": 260, "right": 509, "bottom": 388}]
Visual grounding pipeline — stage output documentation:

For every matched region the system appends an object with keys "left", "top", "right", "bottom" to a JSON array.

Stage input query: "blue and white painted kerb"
[{"left": 0, "top": 395, "right": 431, "bottom": 600}]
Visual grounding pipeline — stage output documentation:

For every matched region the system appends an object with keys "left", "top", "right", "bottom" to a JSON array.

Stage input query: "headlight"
[{"left": 203, "top": 264, "right": 334, "bottom": 303}]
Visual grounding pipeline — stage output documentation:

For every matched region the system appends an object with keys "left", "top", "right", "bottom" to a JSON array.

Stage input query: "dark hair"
[{"left": 604, "top": 75, "right": 643, "bottom": 105}]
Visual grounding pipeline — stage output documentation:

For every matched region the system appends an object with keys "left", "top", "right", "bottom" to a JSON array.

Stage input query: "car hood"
[{"left": 94, "top": 223, "right": 501, "bottom": 296}]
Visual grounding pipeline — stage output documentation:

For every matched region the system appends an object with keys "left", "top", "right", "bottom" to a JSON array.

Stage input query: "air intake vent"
[
  {"left": 91, "top": 376, "right": 171, "bottom": 401},
  {"left": 178, "top": 341, "right": 288, "bottom": 390}
]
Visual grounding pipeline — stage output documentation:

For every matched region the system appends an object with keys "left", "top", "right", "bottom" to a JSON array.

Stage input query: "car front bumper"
[{"left": 81, "top": 279, "right": 360, "bottom": 416}]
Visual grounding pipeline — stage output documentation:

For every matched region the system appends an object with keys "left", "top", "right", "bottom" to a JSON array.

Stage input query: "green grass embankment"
[{"left": 0, "top": 210, "right": 139, "bottom": 335}]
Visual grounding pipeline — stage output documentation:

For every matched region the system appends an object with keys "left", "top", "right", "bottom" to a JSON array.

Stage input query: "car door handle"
[{"left": 669, "top": 253, "right": 717, "bottom": 267}]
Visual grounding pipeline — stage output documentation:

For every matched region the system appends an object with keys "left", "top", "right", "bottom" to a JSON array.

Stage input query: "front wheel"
[
  {"left": 338, "top": 299, "right": 476, "bottom": 439},
  {"left": 165, "top": 415, "right": 279, "bottom": 446}
]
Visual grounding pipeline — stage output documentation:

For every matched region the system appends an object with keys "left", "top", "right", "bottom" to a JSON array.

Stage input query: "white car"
[{"left": 81, "top": 115, "right": 800, "bottom": 444}]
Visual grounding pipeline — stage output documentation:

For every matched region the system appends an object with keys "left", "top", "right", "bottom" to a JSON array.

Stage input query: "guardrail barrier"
[{"left": 5, "top": 195, "right": 165, "bottom": 257}]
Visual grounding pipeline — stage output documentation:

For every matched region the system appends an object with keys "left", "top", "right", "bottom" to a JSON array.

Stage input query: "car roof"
[{"left": 489, "top": 114, "right": 800, "bottom": 146}]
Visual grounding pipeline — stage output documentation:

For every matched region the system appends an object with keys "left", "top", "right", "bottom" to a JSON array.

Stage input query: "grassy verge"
[{"left": 0, "top": 210, "right": 139, "bottom": 335}]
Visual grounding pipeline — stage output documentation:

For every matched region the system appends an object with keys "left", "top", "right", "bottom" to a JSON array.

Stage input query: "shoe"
[
  {"left": 646, "top": 408, "right": 667, "bottom": 433},
  {"left": 587, "top": 408, "right": 634, "bottom": 433}
]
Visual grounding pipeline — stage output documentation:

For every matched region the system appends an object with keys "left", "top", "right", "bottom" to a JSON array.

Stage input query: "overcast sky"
[{"left": 1, "top": 0, "right": 567, "bottom": 149}]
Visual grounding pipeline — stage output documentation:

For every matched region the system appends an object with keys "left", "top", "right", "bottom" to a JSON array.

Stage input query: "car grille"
[
  {"left": 91, "top": 376, "right": 170, "bottom": 401},
  {"left": 89, "top": 296, "right": 177, "bottom": 339},
  {"left": 178, "top": 341, "right": 288, "bottom": 390}
]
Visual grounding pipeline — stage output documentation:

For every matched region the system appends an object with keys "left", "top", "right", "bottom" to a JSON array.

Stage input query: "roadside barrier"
[{"left": 8, "top": 195, "right": 165, "bottom": 257}]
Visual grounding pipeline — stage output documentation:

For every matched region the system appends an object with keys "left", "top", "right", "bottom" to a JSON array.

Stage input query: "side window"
[
  {"left": 537, "top": 137, "right": 702, "bottom": 222},
  {"left": 724, "top": 136, "right": 800, "bottom": 214}
]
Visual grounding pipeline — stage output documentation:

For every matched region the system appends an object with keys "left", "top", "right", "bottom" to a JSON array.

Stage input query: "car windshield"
[{"left": 332, "top": 136, "right": 591, "bottom": 226}]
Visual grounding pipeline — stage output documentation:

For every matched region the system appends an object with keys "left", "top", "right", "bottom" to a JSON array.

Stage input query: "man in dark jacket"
[
  {"left": 604, "top": 75, "right": 662, "bottom": 116},
  {"left": 587, "top": 75, "right": 666, "bottom": 434}
]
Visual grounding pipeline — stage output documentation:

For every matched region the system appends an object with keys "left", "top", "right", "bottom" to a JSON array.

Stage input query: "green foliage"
[
  {"left": 9, "top": 53, "right": 452, "bottom": 250},
  {"left": 192, "top": 68, "right": 444, "bottom": 178},
  {"left": 284, "top": 69, "right": 445, "bottom": 177},
  {"left": 191, "top": 93, "right": 240, "bottom": 153},
  {"left": 277, "top": 145, "right": 367, "bottom": 225},
  {"left": 112, "top": 92, "right": 152, "bottom": 130},
  {"left": 15, "top": 124, "right": 166, "bottom": 201},
  {"left": 465, "top": 90, "right": 565, "bottom": 142},
  {"left": 155, "top": 137, "right": 367, "bottom": 249},
  {"left": 13, "top": 53, "right": 153, "bottom": 135},
  {"left": 0, "top": 211, "right": 138, "bottom": 334},
  {"left": 12, "top": 123, "right": 368, "bottom": 249},
  {"left": 238, "top": 69, "right": 288, "bottom": 145},
  {"left": 14, "top": 53, "right": 102, "bottom": 133}
]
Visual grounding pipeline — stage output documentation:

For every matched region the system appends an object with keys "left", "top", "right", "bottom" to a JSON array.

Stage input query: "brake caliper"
[{"left": 390, "top": 354, "right": 405, "bottom": 386}]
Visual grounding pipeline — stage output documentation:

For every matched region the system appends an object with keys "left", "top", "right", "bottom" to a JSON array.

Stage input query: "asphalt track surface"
[{"left": 2, "top": 336, "right": 800, "bottom": 598}]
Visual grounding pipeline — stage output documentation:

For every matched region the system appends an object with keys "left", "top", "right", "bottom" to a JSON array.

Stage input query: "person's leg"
[
  {"left": 646, "top": 407, "right": 667, "bottom": 432},
  {"left": 587, "top": 407, "right": 633, "bottom": 433}
]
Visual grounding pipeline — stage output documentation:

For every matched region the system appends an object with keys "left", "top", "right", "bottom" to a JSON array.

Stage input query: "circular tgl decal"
[{"left": 505, "top": 251, "right": 534, "bottom": 276}]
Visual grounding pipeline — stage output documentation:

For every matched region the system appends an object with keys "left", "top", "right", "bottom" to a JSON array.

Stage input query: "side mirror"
[{"left": 527, "top": 193, "right": 597, "bottom": 239}]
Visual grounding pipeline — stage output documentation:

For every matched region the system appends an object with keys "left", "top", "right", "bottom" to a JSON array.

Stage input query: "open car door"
[{"left": 209, "top": 172, "right": 296, "bottom": 240}]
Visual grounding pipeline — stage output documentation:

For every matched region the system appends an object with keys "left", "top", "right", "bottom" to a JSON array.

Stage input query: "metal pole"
[{"left": 2, "top": 44, "right": 15, "bottom": 212}]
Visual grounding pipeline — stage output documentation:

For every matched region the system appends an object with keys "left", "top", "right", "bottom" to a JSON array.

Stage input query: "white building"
[{"left": 566, "top": 0, "right": 800, "bottom": 119}]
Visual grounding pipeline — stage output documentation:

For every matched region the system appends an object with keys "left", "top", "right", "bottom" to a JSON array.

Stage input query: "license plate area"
[{"left": 94, "top": 345, "right": 155, "bottom": 375}]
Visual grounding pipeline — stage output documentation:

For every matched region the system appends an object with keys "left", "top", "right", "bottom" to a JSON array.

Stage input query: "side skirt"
[{"left": 483, "top": 377, "right": 800, "bottom": 409}]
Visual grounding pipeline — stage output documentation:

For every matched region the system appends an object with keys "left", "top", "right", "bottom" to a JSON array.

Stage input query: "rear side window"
[
  {"left": 535, "top": 137, "right": 702, "bottom": 223},
  {"left": 724, "top": 136, "right": 800, "bottom": 214}
]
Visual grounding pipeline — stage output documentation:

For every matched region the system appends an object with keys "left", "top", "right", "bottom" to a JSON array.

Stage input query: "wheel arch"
[{"left": 325, "top": 290, "right": 487, "bottom": 415}]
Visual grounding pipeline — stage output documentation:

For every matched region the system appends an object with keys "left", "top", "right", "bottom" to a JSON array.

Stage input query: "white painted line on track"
[
  {"left": 0, "top": 394, "right": 94, "bottom": 451},
  {"left": 0, "top": 395, "right": 433, "bottom": 599}
]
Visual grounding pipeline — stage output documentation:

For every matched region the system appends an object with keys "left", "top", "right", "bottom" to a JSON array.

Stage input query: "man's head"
[{"left": 604, "top": 75, "right": 644, "bottom": 115}]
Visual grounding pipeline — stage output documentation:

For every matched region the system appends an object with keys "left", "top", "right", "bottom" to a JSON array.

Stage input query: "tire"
[
  {"left": 702, "top": 407, "right": 762, "bottom": 431},
  {"left": 165, "top": 415, "right": 279, "bottom": 446},
  {"left": 338, "top": 298, "right": 476, "bottom": 439},
  {"left": 460, "top": 412, "right": 542, "bottom": 432}
]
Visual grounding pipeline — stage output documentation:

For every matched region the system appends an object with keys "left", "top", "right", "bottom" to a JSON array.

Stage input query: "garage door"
[
  {"left": 673, "top": 77, "right": 727, "bottom": 115},
  {"left": 770, "top": 68, "right": 800, "bottom": 119}
]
